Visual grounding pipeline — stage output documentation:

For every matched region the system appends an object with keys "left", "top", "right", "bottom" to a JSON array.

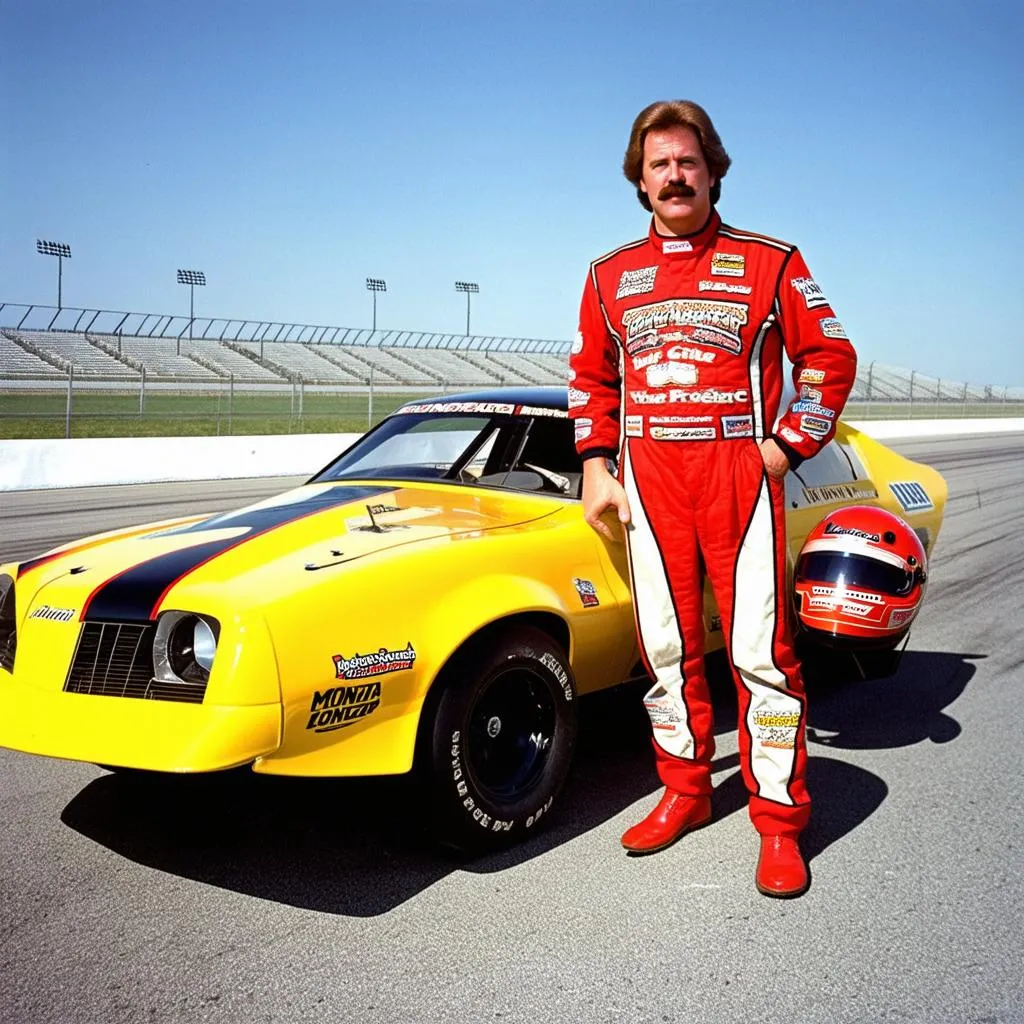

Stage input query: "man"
[{"left": 569, "top": 100, "right": 856, "bottom": 897}]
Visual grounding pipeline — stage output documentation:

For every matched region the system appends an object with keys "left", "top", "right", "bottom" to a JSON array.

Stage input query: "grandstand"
[{"left": 2, "top": 303, "right": 1022, "bottom": 413}]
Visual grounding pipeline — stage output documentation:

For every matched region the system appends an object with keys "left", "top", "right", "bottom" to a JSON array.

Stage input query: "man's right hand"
[{"left": 582, "top": 458, "right": 632, "bottom": 541}]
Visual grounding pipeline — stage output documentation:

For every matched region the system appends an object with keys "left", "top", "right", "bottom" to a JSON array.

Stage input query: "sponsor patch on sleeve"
[
  {"left": 567, "top": 386, "right": 590, "bottom": 409},
  {"left": 799, "top": 385, "right": 823, "bottom": 402},
  {"left": 791, "top": 277, "right": 830, "bottom": 310},
  {"left": 889, "top": 481, "right": 933, "bottom": 513},
  {"left": 798, "top": 368, "right": 826, "bottom": 384},
  {"left": 819, "top": 317, "right": 848, "bottom": 339},
  {"left": 799, "top": 414, "right": 832, "bottom": 438},
  {"left": 574, "top": 418, "right": 593, "bottom": 442},
  {"left": 616, "top": 266, "right": 659, "bottom": 300},
  {"left": 779, "top": 425, "right": 805, "bottom": 445},
  {"left": 791, "top": 400, "right": 835, "bottom": 419}
]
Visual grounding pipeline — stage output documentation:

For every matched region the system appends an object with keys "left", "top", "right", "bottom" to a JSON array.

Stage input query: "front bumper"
[{"left": 0, "top": 673, "right": 281, "bottom": 772}]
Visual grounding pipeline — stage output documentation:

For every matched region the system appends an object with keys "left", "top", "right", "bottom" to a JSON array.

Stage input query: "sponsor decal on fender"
[
  {"left": 722, "top": 414, "right": 754, "bottom": 438},
  {"left": 306, "top": 682, "right": 382, "bottom": 733},
  {"left": 800, "top": 414, "right": 832, "bottom": 438},
  {"left": 889, "top": 481, "right": 933, "bottom": 513},
  {"left": 819, "top": 317, "right": 848, "bottom": 339},
  {"left": 616, "top": 266, "right": 658, "bottom": 300},
  {"left": 651, "top": 425, "right": 717, "bottom": 441},
  {"left": 572, "top": 577, "right": 600, "bottom": 607},
  {"left": 791, "top": 277, "right": 830, "bottom": 310},
  {"left": 710, "top": 252, "right": 745, "bottom": 277},
  {"left": 802, "top": 483, "right": 879, "bottom": 505},
  {"left": 29, "top": 604, "right": 76, "bottom": 623},
  {"left": 798, "top": 368, "right": 826, "bottom": 384},
  {"left": 624, "top": 415, "right": 644, "bottom": 437},
  {"left": 622, "top": 299, "right": 748, "bottom": 356},
  {"left": 332, "top": 642, "right": 417, "bottom": 680},
  {"left": 699, "top": 279, "right": 752, "bottom": 295},
  {"left": 646, "top": 361, "right": 698, "bottom": 387}
]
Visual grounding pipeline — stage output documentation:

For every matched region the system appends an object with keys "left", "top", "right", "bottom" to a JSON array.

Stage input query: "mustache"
[{"left": 657, "top": 181, "right": 697, "bottom": 200}]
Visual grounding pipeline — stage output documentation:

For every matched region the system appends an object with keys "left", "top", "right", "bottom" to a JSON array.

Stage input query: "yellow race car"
[{"left": 0, "top": 387, "right": 946, "bottom": 852}]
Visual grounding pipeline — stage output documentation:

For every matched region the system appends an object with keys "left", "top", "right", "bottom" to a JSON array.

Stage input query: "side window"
[{"left": 513, "top": 417, "right": 584, "bottom": 497}]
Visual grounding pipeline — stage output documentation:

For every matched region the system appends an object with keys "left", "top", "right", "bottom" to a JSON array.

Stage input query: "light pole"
[
  {"left": 176, "top": 268, "right": 206, "bottom": 354},
  {"left": 455, "top": 280, "right": 479, "bottom": 337},
  {"left": 36, "top": 239, "right": 72, "bottom": 308},
  {"left": 366, "top": 277, "right": 387, "bottom": 332}
]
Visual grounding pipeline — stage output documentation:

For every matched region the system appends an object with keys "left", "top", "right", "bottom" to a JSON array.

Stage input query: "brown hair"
[{"left": 623, "top": 100, "right": 731, "bottom": 210}]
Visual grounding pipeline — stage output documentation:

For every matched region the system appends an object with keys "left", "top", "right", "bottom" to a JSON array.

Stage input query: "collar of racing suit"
[{"left": 647, "top": 210, "right": 721, "bottom": 257}]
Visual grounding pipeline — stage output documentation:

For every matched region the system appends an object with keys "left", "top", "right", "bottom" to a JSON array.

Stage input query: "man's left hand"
[{"left": 759, "top": 438, "right": 790, "bottom": 480}]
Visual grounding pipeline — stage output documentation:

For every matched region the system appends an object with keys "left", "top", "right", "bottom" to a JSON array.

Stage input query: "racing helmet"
[{"left": 794, "top": 505, "right": 927, "bottom": 648}]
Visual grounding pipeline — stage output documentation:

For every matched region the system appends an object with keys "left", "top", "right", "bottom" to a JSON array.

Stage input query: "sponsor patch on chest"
[
  {"left": 616, "top": 266, "right": 659, "bottom": 300},
  {"left": 711, "top": 252, "right": 745, "bottom": 277},
  {"left": 621, "top": 298, "right": 748, "bottom": 356}
]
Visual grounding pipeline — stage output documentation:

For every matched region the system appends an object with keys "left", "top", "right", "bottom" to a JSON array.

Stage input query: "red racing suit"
[{"left": 570, "top": 210, "right": 856, "bottom": 836}]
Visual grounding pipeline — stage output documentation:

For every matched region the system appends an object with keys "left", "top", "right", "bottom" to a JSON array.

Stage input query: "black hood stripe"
[{"left": 82, "top": 485, "right": 394, "bottom": 623}]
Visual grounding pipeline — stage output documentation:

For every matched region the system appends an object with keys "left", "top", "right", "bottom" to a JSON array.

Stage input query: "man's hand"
[
  {"left": 582, "top": 458, "right": 631, "bottom": 541},
  {"left": 759, "top": 437, "right": 790, "bottom": 480}
]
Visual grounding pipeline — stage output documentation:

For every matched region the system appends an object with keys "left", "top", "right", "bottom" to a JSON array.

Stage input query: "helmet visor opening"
[{"left": 797, "top": 551, "right": 914, "bottom": 597}]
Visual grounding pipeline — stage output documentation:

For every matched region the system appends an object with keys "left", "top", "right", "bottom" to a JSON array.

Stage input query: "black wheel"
[{"left": 426, "top": 626, "right": 577, "bottom": 854}]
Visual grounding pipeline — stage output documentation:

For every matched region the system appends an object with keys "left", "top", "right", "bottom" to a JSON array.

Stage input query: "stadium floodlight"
[
  {"left": 176, "top": 268, "right": 207, "bottom": 353},
  {"left": 36, "top": 239, "right": 72, "bottom": 308},
  {"left": 366, "top": 277, "right": 387, "bottom": 332},
  {"left": 454, "top": 280, "right": 479, "bottom": 336}
]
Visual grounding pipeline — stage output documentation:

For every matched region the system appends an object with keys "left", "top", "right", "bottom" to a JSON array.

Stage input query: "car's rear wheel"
[{"left": 426, "top": 625, "right": 577, "bottom": 854}]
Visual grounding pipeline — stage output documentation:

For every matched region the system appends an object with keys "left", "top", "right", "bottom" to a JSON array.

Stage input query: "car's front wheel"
[{"left": 426, "top": 625, "right": 577, "bottom": 854}]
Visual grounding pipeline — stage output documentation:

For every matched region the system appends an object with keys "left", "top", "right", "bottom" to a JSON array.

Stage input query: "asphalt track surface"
[{"left": 2, "top": 435, "right": 1022, "bottom": 1024}]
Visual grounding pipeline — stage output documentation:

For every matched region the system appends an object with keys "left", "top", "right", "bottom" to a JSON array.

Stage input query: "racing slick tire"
[{"left": 425, "top": 625, "right": 577, "bottom": 855}]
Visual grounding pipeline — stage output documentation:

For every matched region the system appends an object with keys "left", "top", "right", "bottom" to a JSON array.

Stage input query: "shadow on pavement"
[{"left": 59, "top": 648, "right": 979, "bottom": 915}]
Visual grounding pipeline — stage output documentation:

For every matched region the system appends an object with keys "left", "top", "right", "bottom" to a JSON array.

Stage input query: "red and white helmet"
[{"left": 794, "top": 505, "right": 927, "bottom": 647}]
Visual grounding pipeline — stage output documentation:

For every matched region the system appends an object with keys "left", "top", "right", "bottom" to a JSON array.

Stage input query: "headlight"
[
  {"left": 0, "top": 574, "right": 15, "bottom": 673},
  {"left": 153, "top": 611, "right": 219, "bottom": 685}
]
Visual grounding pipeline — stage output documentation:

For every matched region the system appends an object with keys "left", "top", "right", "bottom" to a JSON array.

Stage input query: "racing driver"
[{"left": 570, "top": 99, "right": 857, "bottom": 897}]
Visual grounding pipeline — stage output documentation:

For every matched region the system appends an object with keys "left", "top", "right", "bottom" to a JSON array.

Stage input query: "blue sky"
[{"left": 2, "top": 0, "right": 1022, "bottom": 386}]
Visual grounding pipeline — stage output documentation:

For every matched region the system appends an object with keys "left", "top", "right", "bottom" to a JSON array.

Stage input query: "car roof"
[{"left": 408, "top": 385, "right": 568, "bottom": 411}]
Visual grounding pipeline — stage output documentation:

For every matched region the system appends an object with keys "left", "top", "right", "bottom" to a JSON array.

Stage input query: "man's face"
[{"left": 639, "top": 125, "right": 715, "bottom": 236}]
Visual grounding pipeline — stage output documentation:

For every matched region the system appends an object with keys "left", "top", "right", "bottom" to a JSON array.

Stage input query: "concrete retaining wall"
[{"left": 1, "top": 418, "right": 1022, "bottom": 491}]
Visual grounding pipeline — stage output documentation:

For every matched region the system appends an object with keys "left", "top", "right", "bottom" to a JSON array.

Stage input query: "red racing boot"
[
  {"left": 620, "top": 790, "right": 712, "bottom": 854},
  {"left": 755, "top": 835, "right": 809, "bottom": 897}
]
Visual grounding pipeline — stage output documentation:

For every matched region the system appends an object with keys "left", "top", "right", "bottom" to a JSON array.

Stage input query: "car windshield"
[{"left": 312, "top": 408, "right": 583, "bottom": 497}]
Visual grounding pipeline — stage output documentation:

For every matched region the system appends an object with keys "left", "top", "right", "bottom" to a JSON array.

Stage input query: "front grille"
[{"left": 63, "top": 621, "right": 207, "bottom": 703}]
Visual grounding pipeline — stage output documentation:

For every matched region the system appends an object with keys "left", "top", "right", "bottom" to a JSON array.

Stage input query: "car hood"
[{"left": 14, "top": 480, "right": 565, "bottom": 623}]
